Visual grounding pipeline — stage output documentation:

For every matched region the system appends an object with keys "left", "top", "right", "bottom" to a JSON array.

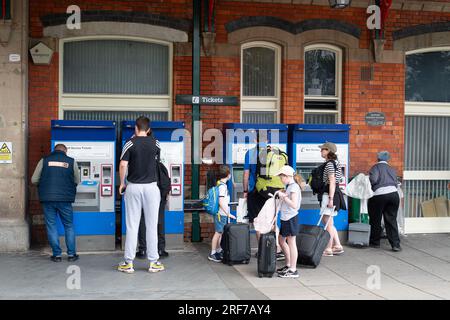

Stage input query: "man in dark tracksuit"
[
  {"left": 368, "top": 151, "right": 401, "bottom": 252},
  {"left": 31, "top": 144, "right": 80, "bottom": 262},
  {"left": 136, "top": 130, "right": 169, "bottom": 259}
]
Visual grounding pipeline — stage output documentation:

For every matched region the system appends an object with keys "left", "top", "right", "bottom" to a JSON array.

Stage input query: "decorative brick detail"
[
  {"left": 226, "top": 17, "right": 361, "bottom": 39},
  {"left": 41, "top": 10, "right": 191, "bottom": 32},
  {"left": 393, "top": 22, "right": 450, "bottom": 40}
]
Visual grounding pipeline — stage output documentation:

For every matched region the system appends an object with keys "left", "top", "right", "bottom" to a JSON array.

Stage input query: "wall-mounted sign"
[
  {"left": 176, "top": 95, "right": 239, "bottom": 106},
  {"left": 29, "top": 42, "right": 54, "bottom": 65},
  {"left": 0, "top": 142, "right": 12, "bottom": 164},
  {"left": 9, "top": 54, "right": 21, "bottom": 63},
  {"left": 365, "top": 112, "right": 386, "bottom": 126}
]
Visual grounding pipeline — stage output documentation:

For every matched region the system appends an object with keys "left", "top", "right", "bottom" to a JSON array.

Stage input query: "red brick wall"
[
  {"left": 28, "top": 53, "right": 59, "bottom": 245},
  {"left": 28, "top": 0, "right": 450, "bottom": 244},
  {"left": 344, "top": 62, "right": 405, "bottom": 176}
]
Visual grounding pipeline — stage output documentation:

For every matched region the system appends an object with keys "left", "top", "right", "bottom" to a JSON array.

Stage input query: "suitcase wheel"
[
  {"left": 258, "top": 273, "right": 263, "bottom": 278},
  {"left": 228, "top": 262, "right": 233, "bottom": 266},
  {"left": 244, "top": 260, "right": 250, "bottom": 264}
]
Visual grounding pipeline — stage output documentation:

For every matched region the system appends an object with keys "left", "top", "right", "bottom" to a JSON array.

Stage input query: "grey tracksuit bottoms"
[{"left": 124, "top": 182, "right": 161, "bottom": 263}]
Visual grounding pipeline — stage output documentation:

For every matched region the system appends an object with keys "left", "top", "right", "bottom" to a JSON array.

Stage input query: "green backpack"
[{"left": 255, "top": 146, "right": 288, "bottom": 193}]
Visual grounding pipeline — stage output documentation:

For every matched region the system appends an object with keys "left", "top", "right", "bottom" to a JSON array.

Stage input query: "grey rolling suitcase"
[
  {"left": 257, "top": 232, "right": 277, "bottom": 278},
  {"left": 348, "top": 210, "right": 371, "bottom": 248},
  {"left": 296, "top": 215, "right": 331, "bottom": 268},
  {"left": 348, "top": 223, "right": 371, "bottom": 247},
  {"left": 221, "top": 223, "right": 251, "bottom": 266}
]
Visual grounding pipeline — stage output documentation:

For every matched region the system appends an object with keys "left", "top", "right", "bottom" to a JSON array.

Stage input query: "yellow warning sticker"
[{"left": 0, "top": 142, "right": 12, "bottom": 163}]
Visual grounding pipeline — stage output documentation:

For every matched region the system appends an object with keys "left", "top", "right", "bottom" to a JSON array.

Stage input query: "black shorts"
[{"left": 280, "top": 215, "right": 299, "bottom": 237}]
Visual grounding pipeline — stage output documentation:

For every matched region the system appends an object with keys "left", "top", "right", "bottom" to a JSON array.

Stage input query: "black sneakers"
[
  {"left": 68, "top": 254, "right": 79, "bottom": 262},
  {"left": 276, "top": 252, "right": 285, "bottom": 261},
  {"left": 136, "top": 250, "right": 146, "bottom": 259},
  {"left": 159, "top": 250, "right": 169, "bottom": 258},
  {"left": 278, "top": 269, "right": 299, "bottom": 278},
  {"left": 50, "top": 256, "right": 62, "bottom": 262}
]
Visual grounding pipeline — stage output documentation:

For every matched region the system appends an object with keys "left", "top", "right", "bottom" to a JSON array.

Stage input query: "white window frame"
[
  {"left": 304, "top": 44, "right": 342, "bottom": 123},
  {"left": 405, "top": 47, "right": 450, "bottom": 117},
  {"left": 404, "top": 47, "right": 450, "bottom": 234},
  {"left": 59, "top": 36, "right": 173, "bottom": 119},
  {"left": 241, "top": 41, "right": 281, "bottom": 123}
]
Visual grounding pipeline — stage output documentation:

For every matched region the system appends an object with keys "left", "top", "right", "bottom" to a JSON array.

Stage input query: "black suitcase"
[
  {"left": 296, "top": 216, "right": 331, "bottom": 268},
  {"left": 257, "top": 232, "right": 277, "bottom": 278},
  {"left": 221, "top": 223, "right": 251, "bottom": 266}
]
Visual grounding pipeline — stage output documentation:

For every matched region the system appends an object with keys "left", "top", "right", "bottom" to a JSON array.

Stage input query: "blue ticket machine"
[
  {"left": 288, "top": 124, "right": 351, "bottom": 231},
  {"left": 223, "top": 123, "right": 289, "bottom": 210},
  {"left": 121, "top": 121, "right": 186, "bottom": 250},
  {"left": 51, "top": 120, "right": 116, "bottom": 251}
]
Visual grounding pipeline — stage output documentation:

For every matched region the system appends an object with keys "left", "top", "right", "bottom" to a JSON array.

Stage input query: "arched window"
[
  {"left": 60, "top": 36, "right": 172, "bottom": 121},
  {"left": 241, "top": 42, "right": 281, "bottom": 123},
  {"left": 304, "top": 44, "right": 342, "bottom": 124}
]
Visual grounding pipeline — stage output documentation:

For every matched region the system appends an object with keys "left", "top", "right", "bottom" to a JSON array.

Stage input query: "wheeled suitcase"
[
  {"left": 296, "top": 215, "right": 331, "bottom": 268},
  {"left": 257, "top": 232, "right": 277, "bottom": 278},
  {"left": 221, "top": 223, "right": 251, "bottom": 266},
  {"left": 348, "top": 222, "right": 371, "bottom": 247}
]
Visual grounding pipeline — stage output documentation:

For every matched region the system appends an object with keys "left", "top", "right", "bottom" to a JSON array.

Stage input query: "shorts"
[
  {"left": 214, "top": 215, "right": 228, "bottom": 233},
  {"left": 320, "top": 194, "right": 338, "bottom": 217},
  {"left": 280, "top": 215, "right": 299, "bottom": 237}
]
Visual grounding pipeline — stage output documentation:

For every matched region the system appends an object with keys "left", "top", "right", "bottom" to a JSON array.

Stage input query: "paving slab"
[{"left": 1, "top": 234, "right": 450, "bottom": 300}]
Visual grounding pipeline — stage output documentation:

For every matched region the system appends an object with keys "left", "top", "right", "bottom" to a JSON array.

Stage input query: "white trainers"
[{"left": 148, "top": 261, "right": 165, "bottom": 273}]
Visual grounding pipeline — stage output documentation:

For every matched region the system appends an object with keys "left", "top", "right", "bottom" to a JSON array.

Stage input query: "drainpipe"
[{"left": 191, "top": 0, "right": 201, "bottom": 242}]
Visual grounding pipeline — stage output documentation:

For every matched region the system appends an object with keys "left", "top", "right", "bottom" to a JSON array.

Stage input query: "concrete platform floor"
[{"left": 1, "top": 233, "right": 450, "bottom": 300}]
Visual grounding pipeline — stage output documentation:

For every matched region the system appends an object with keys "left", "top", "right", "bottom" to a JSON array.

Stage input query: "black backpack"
[
  {"left": 156, "top": 154, "right": 171, "bottom": 197},
  {"left": 309, "top": 160, "right": 337, "bottom": 195}
]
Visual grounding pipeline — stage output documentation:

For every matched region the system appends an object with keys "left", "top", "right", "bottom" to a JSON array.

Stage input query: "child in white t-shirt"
[{"left": 275, "top": 165, "right": 304, "bottom": 278}]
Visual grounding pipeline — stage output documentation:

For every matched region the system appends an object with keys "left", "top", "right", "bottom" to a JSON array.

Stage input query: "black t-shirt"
[{"left": 120, "top": 135, "right": 160, "bottom": 184}]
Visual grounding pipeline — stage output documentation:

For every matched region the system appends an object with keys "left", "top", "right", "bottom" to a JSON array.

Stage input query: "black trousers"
[
  {"left": 247, "top": 187, "right": 283, "bottom": 223},
  {"left": 247, "top": 189, "right": 268, "bottom": 223},
  {"left": 138, "top": 196, "right": 166, "bottom": 252},
  {"left": 368, "top": 191, "right": 400, "bottom": 248}
]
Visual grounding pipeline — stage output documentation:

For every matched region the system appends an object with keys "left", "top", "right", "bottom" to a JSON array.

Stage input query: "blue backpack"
[{"left": 202, "top": 182, "right": 224, "bottom": 218}]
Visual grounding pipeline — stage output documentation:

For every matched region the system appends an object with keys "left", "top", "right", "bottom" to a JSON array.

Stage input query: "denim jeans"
[{"left": 42, "top": 202, "right": 76, "bottom": 256}]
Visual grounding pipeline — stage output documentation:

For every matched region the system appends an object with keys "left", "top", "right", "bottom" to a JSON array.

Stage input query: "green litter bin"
[{"left": 349, "top": 197, "right": 370, "bottom": 224}]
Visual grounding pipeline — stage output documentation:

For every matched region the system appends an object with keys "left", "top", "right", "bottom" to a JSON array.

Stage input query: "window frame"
[
  {"left": 303, "top": 44, "right": 342, "bottom": 123},
  {"left": 0, "top": 0, "right": 12, "bottom": 20},
  {"left": 405, "top": 47, "right": 450, "bottom": 117},
  {"left": 59, "top": 36, "right": 173, "bottom": 120},
  {"left": 240, "top": 41, "right": 281, "bottom": 123}
]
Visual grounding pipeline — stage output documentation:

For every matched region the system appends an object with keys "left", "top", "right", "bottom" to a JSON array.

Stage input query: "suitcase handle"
[{"left": 317, "top": 213, "right": 332, "bottom": 230}]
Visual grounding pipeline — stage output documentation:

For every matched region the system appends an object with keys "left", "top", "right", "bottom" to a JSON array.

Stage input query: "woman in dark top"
[{"left": 368, "top": 151, "right": 401, "bottom": 252}]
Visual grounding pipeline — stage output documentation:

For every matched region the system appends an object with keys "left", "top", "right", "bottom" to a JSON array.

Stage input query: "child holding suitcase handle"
[{"left": 275, "top": 166, "right": 305, "bottom": 278}]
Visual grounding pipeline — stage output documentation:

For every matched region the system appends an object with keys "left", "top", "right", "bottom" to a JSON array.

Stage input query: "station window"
[
  {"left": 0, "top": 0, "right": 11, "bottom": 20},
  {"left": 241, "top": 42, "right": 281, "bottom": 124},
  {"left": 60, "top": 37, "right": 172, "bottom": 120},
  {"left": 406, "top": 50, "right": 450, "bottom": 103},
  {"left": 304, "top": 44, "right": 342, "bottom": 124}
]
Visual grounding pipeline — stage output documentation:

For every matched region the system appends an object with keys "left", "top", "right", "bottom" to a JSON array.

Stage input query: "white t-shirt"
[
  {"left": 218, "top": 182, "right": 230, "bottom": 216},
  {"left": 279, "top": 183, "right": 302, "bottom": 221}
]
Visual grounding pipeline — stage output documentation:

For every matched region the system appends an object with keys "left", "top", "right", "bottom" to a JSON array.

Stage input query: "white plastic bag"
[{"left": 236, "top": 198, "right": 248, "bottom": 223}]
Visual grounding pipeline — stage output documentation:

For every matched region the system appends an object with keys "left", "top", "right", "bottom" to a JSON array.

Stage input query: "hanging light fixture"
[{"left": 328, "top": 0, "right": 352, "bottom": 9}]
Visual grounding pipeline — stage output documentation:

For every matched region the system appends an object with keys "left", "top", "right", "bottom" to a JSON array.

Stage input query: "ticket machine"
[
  {"left": 121, "top": 121, "right": 185, "bottom": 250},
  {"left": 51, "top": 120, "right": 116, "bottom": 251},
  {"left": 224, "top": 123, "right": 289, "bottom": 205},
  {"left": 288, "top": 124, "right": 351, "bottom": 231}
]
